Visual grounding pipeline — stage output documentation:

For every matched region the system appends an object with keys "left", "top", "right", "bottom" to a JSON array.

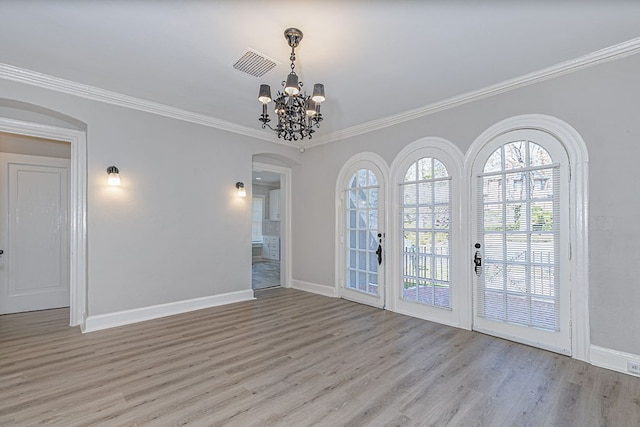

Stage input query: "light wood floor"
[{"left": 1, "top": 288, "right": 639, "bottom": 426}]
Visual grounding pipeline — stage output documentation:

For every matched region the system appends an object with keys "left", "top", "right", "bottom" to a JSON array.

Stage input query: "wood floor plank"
[{"left": 2, "top": 288, "right": 640, "bottom": 426}]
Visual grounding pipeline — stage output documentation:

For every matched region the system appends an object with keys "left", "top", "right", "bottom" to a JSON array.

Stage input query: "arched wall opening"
[
  {"left": 0, "top": 100, "right": 87, "bottom": 328},
  {"left": 252, "top": 153, "right": 298, "bottom": 290}
]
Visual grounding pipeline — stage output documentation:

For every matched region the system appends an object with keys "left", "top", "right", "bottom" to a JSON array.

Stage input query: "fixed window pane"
[
  {"left": 417, "top": 158, "right": 432, "bottom": 180},
  {"left": 434, "top": 180, "right": 450, "bottom": 204},
  {"left": 418, "top": 182, "right": 433, "bottom": 205},
  {"left": 403, "top": 183, "right": 417, "bottom": 205},
  {"left": 504, "top": 141, "right": 527, "bottom": 170},
  {"left": 484, "top": 148, "right": 502, "bottom": 173},
  {"left": 417, "top": 206, "right": 433, "bottom": 229},
  {"left": 403, "top": 207, "right": 417, "bottom": 230},
  {"left": 404, "top": 162, "right": 417, "bottom": 182},
  {"left": 529, "top": 142, "right": 553, "bottom": 167},
  {"left": 434, "top": 159, "right": 448, "bottom": 178}
]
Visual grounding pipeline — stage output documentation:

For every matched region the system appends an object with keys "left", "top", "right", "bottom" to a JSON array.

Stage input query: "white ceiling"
[{"left": 2, "top": 1, "right": 640, "bottom": 143}]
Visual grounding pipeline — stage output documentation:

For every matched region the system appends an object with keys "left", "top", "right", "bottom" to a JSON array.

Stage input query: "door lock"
[{"left": 473, "top": 243, "right": 482, "bottom": 276}]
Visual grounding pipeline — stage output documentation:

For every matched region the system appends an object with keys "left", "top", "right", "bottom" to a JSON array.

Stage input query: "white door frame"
[
  {"left": 0, "top": 117, "right": 87, "bottom": 328},
  {"left": 335, "top": 152, "right": 390, "bottom": 308},
  {"left": 252, "top": 161, "right": 292, "bottom": 288},
  {"left": 470, "top": 129, "right": 571, "bottom": 355},
  {"left": 464, "top": 114, "right": 590, "bottom": 362}
]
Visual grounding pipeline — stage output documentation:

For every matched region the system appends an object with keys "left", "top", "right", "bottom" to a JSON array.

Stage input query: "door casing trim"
[{"left": 0, "top": 118, "right": 87, "bottom": 328}]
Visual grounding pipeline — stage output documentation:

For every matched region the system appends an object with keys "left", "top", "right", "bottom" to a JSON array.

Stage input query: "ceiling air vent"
[{"left": 233, "top": 50, "right": 278, "bottom": 78}]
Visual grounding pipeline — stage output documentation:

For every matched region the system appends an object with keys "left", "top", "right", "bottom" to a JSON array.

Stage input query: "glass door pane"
[
  {"left": 400, "top": 158, "right": 451, "bottom": 308},
  {"left": 346, "top": 169, "right": 379, "bottom": 296},
  {"left": 472, "top": 131, "right": 571, "bottom": 355},
  {"left": 342, "top": 165, "right": 384, "bottom": 308}
]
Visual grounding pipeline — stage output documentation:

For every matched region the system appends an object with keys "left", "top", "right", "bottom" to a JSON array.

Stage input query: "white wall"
[
  {"left": 0, "top": 79, "right": 300, "bottom": 318},
  {"left": 292, "top": 52, "right": 640, "bottom": 356}
]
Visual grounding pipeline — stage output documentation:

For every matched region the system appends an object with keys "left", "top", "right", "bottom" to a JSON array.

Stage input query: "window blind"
[{"left": 477, "top": 164, "right": 560, "bottom": 331}]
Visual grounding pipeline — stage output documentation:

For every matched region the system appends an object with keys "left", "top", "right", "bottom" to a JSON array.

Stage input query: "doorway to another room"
[
  {"left": 0, "top": 132, "right": 71, "bottom": 315},
  {"left": 252, "top": 169, "right": 282, "bottom": 290}
]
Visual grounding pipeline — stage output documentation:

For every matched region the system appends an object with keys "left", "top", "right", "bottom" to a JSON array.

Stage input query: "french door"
[
  {"left": 394, "top": 151, "right": 463, "bottom": 328},
  {"left": 340, "top": 163, "right": 385, "bottom": 308},
  {"left": 471, "top": 129, "right": 571, "bottom": 355}
]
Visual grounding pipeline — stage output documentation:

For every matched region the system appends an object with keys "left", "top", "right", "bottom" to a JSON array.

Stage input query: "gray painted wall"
[
  {"left": 0, "top": 80, "right": 300, "bottom": 317},
  {"left": 292, "top": 53, "right": 640, "bottom": 356},
  {"left": 1, "top": 50, "right": 638, "bottom": 357}
]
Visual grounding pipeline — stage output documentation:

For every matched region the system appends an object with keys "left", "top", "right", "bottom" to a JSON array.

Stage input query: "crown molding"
[
  {"left": 0, "top": 63, "right": 287, "bottom": 144},
  {"left": 2, "top": 37, "right": 640, "bottom": 149},
  {"left": 306, "top": 36, "right": 640, "bottom": 148}
]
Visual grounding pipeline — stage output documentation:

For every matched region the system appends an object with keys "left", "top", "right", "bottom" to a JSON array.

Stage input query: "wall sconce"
[
  {"left": 107, "top": 166, "right": 121, "bottom": 186},
  {"left": 235, "top": 182, "right": 246, "bottom": 197}
]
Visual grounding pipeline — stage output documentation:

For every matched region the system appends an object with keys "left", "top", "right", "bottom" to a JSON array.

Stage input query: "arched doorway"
[
  {"left": 466, "top": 114, "right": 589, "bottom": 360},
  {"left": 0, "top": 117, "right": 87, "bottom": 327},
  {"left": 336, "top": 153, "right": 389, "bottom": 308}
]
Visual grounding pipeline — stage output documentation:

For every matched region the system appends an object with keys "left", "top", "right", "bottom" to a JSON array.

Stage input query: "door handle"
[
  {"left": 473, "top": 243, "right": 482, "bottom": 276},
  {"left": 376, "top": 233, "right": 382, "bottom": 265}
]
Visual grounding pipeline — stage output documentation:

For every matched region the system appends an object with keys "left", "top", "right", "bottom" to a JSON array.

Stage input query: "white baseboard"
[
  {"left": 291, "top": 279, "right": 337, "bottom": 298},
  {"left": 84, "top": 289, "right": 255, "bottom": 333},
  {"left": 590, "top": 345, "right": 640, "bottom": 377}
]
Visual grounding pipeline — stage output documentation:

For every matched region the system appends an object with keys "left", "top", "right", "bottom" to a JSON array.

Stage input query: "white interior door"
[
  {"left": 471, "top": 130, "right": 571, "bottom": 355},
  {"left": 0, "top": 153, "right": 70, "bottom": 314},
  {"left": 340, "top": 164, "right": 385, "bottom": 308}
]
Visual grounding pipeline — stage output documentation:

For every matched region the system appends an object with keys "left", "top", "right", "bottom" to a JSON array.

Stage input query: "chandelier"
[{"left": 258, "top": 28, "right": 326, "bottom": 142}]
